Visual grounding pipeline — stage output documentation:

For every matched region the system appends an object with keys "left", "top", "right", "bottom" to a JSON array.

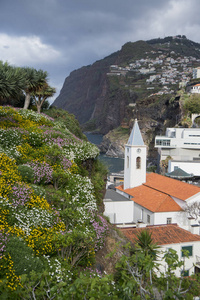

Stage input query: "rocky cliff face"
[
  {"left": 99, "top": 94, "right": 180, "bottom": 163},
  {"left": 53, "top": 36, "right": 200, "bottom": 162},
  {"left": 53, "top": 40, "right": 153, "bottom": 134},
  {"left": 53, "top": 51, "right": 119, "bottom": 128}
]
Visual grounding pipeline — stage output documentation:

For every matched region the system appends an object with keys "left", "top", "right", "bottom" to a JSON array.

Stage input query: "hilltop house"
[
  {"left": 190, "top": 83, "right": 200, "bottom": 94},
  {"left": 193, "top": 67, "right": 200, "bottom": 79},
  {"left": 103, "top": 120, "right": 200, "bottom": 234},
  {"left": 121, "top": 224, "right": 200, "bottom": 277}
]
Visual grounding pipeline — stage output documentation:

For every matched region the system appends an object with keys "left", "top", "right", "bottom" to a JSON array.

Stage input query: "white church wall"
[
  {"left": 103, "top": 200, "right": 134, "bottom": 224},
  {"left": 154, "top": 211, "right": 186, "bottom": 226},
  {"left": 186, "top": 192, "right": 200, "bottom": 205},
  {"left": 171, "top": 196, "right": 186, "bottom": 209},
  {"left": 134, "top": 203, "right": 154, "bottom": 225}
]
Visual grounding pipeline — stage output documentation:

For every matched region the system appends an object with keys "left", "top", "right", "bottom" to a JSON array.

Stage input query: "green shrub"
[
  {"left": 18, "top": 165, "right": 34, "bottom": 183},
  {"left": 6, "top": 237, "right": 44, "bottom": 276}
]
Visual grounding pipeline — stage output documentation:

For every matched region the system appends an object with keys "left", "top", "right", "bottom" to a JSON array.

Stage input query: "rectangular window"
[
  {"left": 147, "top": 214, "right": 150, "bottom": 224},
  {"left": 181, "top": 270, "right": 189, "bottom": 277},
  {"left": 156, "top": 139, "right": 171, "bottom": 146},
  {"left": 167, "top": 218, "right": 172, "bottom": 224},
  {"left": 141, "top": 209, "right": 144, "bottom": 221},
  {"left": 182, "top": 246, "right": 193, "bottom": 257}
]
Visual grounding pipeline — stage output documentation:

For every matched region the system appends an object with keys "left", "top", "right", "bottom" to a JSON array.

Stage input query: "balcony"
[{"left": 155, "top": 138, "right": 172, "bottom": 147}]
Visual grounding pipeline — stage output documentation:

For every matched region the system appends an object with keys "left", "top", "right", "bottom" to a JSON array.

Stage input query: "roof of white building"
[
  {"left": 121, "top": 224, "right": 200, "bottom": 245},
  {"left": 117, "top": 173, "right": 200, "bottom": 212}
]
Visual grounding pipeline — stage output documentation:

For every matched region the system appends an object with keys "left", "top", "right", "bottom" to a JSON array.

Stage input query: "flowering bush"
[
  {"left": 17, "top": 108, "right": 53, "bottom": 127},
  {"left": 16, "top": 143, "right": 49, "bottom": 163},
  {"left": 26, "top": 130, "right": 45, "bottom": 147},
  {"left": 0, "top": 128, "right": 24, "bottom": 147},
  {"left": 28, "top": 161, "right": 53, "bottom": 184},
  {"left": 90, "top": 213, "right": 109, "bottom": 251},
  {"left": 0, "top": 229, "right": 9, "bottom": 259},
  {"left": 66, "top": 174, "right": 97, "bottom": 211},
  {"left": 8, "top": 182, "right": 32, "bottom": 207},
  {"left": 63, "top": 141, "right": 99, "bottom": 162}
]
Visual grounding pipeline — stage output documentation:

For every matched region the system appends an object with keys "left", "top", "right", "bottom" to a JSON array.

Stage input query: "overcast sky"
[{"left": 1, "top": 0, "right": 200, "bottom": 103}]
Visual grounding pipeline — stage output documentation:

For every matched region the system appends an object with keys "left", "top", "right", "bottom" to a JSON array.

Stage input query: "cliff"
[
  {"left": 53, "top": 40, "right": 154, "bottom": 134},
  {"left": 53, "top": 36, "right": 200, "bottom": 162}
]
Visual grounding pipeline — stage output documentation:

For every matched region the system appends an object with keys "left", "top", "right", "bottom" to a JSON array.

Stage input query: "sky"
[{"left": 1, "top": 0, "right": 200, "bottom": 103}]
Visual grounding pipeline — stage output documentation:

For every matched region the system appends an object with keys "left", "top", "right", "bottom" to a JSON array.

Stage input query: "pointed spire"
[{"left": 127, "top": 119, "right": 144, "bottom": 146}]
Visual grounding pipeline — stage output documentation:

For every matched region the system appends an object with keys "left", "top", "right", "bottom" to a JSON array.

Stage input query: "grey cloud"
[{"left": 1, "top": 0, "right": 200, "bottom": 102}]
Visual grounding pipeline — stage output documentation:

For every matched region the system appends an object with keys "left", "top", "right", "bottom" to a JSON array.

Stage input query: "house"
[
  {"left": 103, "top": 120, "right": 200, "bottom": 234},
  {"left": 168, "top": 160, "right": 200, "bottom": 177},
  {"left": 121, "top": 224, "right": 200, "bottom": 276},
  {"left": 155, "top": 126, "right": 200, "bottom": 176},
  {"left": 155, "top": 127, "right": 200, "bottom": 161},
  {"left": 190, "top": 83, "right": 200, "bottom": 94},
  {"left": 193, "top": 67, "right": 200, "bottom": 79}
]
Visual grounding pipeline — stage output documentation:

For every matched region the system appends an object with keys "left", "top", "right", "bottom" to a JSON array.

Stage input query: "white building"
[
  {"left": 121, "top": 224, "right": 200, "bottom": 277},
  {"left": 155, "top": 127, "right": 200, "bottom": 162},
  {"left": 190, "top": 84, "right": 200, "bottom": 94},
  {"left": 103, "top": 120, "right": 200, "bottom": 234},
  {"left": 168, "top": 160, "right": 200, "bottom": 176},
  {"left": 193, "top": 67, "right": 200, "bottom": 79}
]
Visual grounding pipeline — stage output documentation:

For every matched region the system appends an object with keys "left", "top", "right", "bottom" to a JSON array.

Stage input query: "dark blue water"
[{"left": 85, "top": 132, "right": 124, "bottom": 174}]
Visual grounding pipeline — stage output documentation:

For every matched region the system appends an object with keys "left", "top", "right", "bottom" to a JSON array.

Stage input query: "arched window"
[
  {"left": 127, "top": 156, "right": 129, "bottom": 168},
  {"left": 136, "top": 156, "right": 141, "bottom": 169}
]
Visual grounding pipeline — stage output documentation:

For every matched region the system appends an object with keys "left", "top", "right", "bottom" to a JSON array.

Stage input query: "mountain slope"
[
  {"left": 53, "top": 40, "right": 155, "bottom": 133},
  {"left": 53, "top": 35, "right": 200, "bottom": 162}
]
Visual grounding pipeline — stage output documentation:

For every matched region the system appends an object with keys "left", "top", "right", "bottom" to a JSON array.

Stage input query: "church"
[{"left": 103, "top": 119, "right": 200, "bottom": 235}]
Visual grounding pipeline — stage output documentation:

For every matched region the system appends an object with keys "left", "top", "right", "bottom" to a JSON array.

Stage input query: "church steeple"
[
  {"left": 124, "top": 119, "right": 146, "bottom": 190},
  {"left": 127, "top": 119, "right": 144, "bottom": 146}
]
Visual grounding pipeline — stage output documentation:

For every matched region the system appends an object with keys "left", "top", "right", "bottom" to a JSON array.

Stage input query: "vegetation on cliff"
[{"left": 0, "top": 106, "right": 108, "bottom": 298}]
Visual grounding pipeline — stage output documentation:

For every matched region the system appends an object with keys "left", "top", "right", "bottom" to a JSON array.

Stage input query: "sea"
[{"left": 84, "top": 132, "right": 124, "bottom": 174}]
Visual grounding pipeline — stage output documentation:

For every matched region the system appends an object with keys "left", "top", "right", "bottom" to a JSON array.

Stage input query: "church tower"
[{"left": 124, "top": 119, "right": 146, "bottom": 190}]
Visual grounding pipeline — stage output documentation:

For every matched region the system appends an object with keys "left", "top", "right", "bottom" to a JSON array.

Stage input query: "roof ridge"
[
  {"left": 154, "top": 193, "right": 172, "bottom": 211},
  {"left": 143, "top": 182, "right": 170, "bottom": 196}
]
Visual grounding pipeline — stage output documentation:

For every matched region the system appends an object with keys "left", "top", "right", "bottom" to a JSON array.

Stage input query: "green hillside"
[{"left": 0, "top": 106, "right": 109, "bottom": 297}]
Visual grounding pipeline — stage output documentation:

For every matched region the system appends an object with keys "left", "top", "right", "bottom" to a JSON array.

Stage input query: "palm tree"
[
  {"left": 23, "top": 68, "right": 48, "bottom": 109},
  {"left": 33, "top": 83, "right": 56, "bottom": 113},
  {"left": 0, "top": 61, "right": 25, "bottom": 104},
  {"left": 135, "top": 229, "right": 159, "bottom": 260}
]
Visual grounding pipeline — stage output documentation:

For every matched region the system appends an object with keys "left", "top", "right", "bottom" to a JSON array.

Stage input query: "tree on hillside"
[
  {"left": 23, "top": 68, "right": 48, "bottom": 109},
  {"left": 183, "top": 94, "right": 200, "bottom": 114},
  {"left": 0, "top": 61, "right": 25, "bottom": 104},
  {"left": 33, "top": 83, "right": 56, "bottom": 113},
  {"left": 135, "top": 229, "right": 159, "bottom": 260}
]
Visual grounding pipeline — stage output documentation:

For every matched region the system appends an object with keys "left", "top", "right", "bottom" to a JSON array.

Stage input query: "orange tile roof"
[
  {"left": 145, "top": 173, "right": 200, "bottom": 201},
  {"left": 121, "top": 224, "right": 200, "bottom": 245},
  {"left": 117, "top": 184, "right": 182, "bottom": 212}
]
